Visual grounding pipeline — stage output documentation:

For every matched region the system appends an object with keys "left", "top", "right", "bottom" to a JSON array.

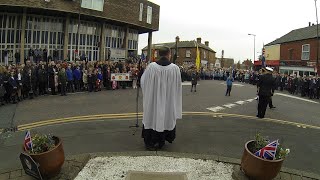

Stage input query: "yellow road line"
[
  {"left": 18, "top": 115, "right": 143, "bottom": 131},
  {"left": 18, "top": 113, "right": 143, "bottom": 128},
  {"left": 16, "top": 112, "right": 320, "bottom": 131}
]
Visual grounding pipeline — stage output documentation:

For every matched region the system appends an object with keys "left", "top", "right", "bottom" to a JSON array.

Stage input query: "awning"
[{"left": 254, "top": 60, "right": 279, "bottom": 66}]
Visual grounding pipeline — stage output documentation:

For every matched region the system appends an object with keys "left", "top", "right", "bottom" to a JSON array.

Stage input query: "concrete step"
[{"left": 125, "top": 171, "right": 188, "bottom": 180}]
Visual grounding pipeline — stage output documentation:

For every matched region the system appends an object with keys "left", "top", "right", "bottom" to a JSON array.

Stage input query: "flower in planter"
[
  {"left": 253, "top": 133, "right": 290, "bottom": 160},
  {"left": 24, "top": 131, "right": 56, "bottom": 154}
]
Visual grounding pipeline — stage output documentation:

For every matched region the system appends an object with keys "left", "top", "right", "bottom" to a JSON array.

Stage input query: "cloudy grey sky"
[{"left": 139, "top": 0, "right": 318, "bottom": 62}]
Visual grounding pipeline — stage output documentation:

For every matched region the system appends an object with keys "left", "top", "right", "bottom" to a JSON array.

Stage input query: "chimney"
[
  {"left": 312, "top": 23, "right": 315, "bottom": 26},
  {"left": 309, "top": 22, "right": 311, "bottom": 27},
  {"left": 196, "top": 37, "right": 201, "bottom": 44},
  {"left": 176, "top": 36, "right": 180, "bottom": 42},
  {"left": 205, "top": 41, "right": 209, "bottom": 46}
]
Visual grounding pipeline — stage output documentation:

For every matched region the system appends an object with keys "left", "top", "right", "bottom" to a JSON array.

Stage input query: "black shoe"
[
  {"left": 145, "top": 145, "right": 156, "bottom": 151},
  {"left": 270, "top": 106, "right": 276, "bottom": 109}
]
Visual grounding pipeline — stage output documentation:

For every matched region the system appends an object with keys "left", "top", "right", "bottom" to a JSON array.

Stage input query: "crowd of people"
[
  {"left": 0, "top": 59, "right": 146, "bottom": 105},
  {"left": 1, "top": 59, "right": 320, "bottom": 106},
  {"left": 180, "top": 67, "right": 320, "bottom": 99}
]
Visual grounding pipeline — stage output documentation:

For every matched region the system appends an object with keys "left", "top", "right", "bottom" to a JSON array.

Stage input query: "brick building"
[
  {"left": 142, "top": 37, "right": 216, "bottom": 68},
  {"left": 265, "top": 24, "right": 320, "bottom": 76},
  {"left": 0, "top": 0, "right": 159, "bottom": 64}
]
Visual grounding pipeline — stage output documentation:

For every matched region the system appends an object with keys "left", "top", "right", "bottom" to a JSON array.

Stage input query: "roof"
[
  {"left": 142, "top": 40, "right": 216, "bottom": 53},
  {"left": 265, "top": 25, "right": 319, "bottom": 46}
]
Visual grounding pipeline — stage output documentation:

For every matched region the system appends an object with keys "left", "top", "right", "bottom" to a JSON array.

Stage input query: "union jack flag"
[
  {"left": 254, "top": 140, "right": 278, "bottom": 160},
  {"left": 24, "top": 131, "right": 33, "bottom": 151}
]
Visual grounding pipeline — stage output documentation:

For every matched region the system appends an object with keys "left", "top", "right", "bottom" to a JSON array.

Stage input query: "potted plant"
[
  {"left": 241, "top": 133, "right": 290, "bottom": 180},
  {"left": 23, "top": 132, "right": 65, "bottom": 178}
]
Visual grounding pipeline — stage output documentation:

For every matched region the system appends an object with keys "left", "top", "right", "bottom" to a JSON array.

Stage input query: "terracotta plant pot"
[
  {"left": 241, "top": 140, "right": 284, "bottom": 180},
  {"left": 24, "top": 136, "right": 65, "bottom": 178}
]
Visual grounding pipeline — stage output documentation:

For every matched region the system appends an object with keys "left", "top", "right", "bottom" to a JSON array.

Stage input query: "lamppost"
[
  {"left": 174, "top": 36, "right": 179, "bottom": 64},
  {"left": 315, "top": 0, "right": 319, "bottom": 75},
  {"left": 248, "top": 34, "right": 256, "bottom": 63}
]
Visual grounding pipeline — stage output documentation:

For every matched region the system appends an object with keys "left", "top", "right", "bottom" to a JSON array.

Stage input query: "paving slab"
[
  {"left": 0, "top": 172, "right": 9, "bottom": 180},
  {"left": 281, "top": 172, "right": 292, "bottom": 180},
  {"left": 9, "top": 169, "right": 21, "bottom": 179},
  {"left": 125, "top": 171, "right": 188, "bottom": 180}
]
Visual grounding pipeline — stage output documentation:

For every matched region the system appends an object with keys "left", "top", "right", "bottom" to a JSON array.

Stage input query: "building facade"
[
  {"left": 265, "top": 25, "right": 319, "bottom": 76},
  {"left": 215, "top": 58, "right": 234, "bottom": 68},
  {"left": 0, "top": 0, "right": 159, "bottom": 64},
  {"left": 142, "top": 37, "right": 216, "bottom": 68}
]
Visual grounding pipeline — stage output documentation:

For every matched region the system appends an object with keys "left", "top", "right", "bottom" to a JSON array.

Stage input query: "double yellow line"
[
  {"left": 16, "top": 112, "right": 320, "bottom": 131},
  {"left": 18, "top": 113, "right": 143, "bottom": 131}
]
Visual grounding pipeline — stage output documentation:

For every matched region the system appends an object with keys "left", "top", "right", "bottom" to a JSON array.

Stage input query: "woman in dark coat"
[{"left": 0, "top": 67, "right": 6, "bottom": 105}]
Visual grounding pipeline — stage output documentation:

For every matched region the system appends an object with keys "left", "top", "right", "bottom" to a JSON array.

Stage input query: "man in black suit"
[{"left": 257, "top": 67, "right": 275, "bottom": 118}]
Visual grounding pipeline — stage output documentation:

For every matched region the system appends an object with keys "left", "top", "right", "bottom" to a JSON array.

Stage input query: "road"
[{"left": 0, "top": 80, "right": 319, "bottom": 175}]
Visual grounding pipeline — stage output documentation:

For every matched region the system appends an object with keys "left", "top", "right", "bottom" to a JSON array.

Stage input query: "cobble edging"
[{"left": 0, "top": 151, "right": 319, "bottom": 180}]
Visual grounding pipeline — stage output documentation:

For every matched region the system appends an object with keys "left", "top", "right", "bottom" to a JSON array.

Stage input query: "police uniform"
[{"left": 257, "top": 67, "right": 275, "bottom": 118}]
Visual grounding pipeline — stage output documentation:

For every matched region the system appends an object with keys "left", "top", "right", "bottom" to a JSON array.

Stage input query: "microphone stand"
[{"left": 130, "top": 57, "right": 142, "bottom": 131}]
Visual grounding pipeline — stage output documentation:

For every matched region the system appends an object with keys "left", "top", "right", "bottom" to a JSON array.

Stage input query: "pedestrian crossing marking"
[
  {"left": 220, "top": 82, "right": 244, "bottom": 87},
  {"left": 206, "top": 97, "right": 256, "bottom": 113},
  {"left": 223, "top": 104, "right": 237, "bottom": 108},
  {"left": 235, "top": 101, "right": 246, "bottom": 105},
  {"left": 182, "top": 82, "right": 199, "bottom": 86},
  {"left": 206, "top": 106, "right": 225, "bottom": 112}
]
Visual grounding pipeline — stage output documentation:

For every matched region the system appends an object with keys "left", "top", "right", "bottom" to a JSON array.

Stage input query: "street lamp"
[
  {"left": 248, "top": 34, "right": 256, "bottom": 64},
  {"left": 315, "top": 0, "right": 319, "bottom": 75},
  {"left": 173, "top": 36, "right": 179, "bottom": 64}
]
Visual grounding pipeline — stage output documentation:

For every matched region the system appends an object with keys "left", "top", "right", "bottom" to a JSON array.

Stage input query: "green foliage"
[
  {"left": 254, "top": 133, "right": 290, "bottom": 160},
  {"left": 26, "top": 134, "right": 56, "bottom": 154}
]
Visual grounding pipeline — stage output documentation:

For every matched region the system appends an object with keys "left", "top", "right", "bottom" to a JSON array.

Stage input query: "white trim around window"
[
  {"left": 301, "top": 44, "right": 310, "bottom": 60},
  {"left": 147, "top": 6, "right": 152, "bottom": 24},
  {"left": 139, "top": 3, "right": 143, "bottom": 22}
]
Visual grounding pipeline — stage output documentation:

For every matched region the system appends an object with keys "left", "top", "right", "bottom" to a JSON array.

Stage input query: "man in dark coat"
[
  {"left": 15, "top": 50, "right": 20, "bottom": 65},
  {"left": 48, "top": 63, "right": 57, "bottom": 95},
  {"left": 38, "top": 65, "right": 47, "bottom": 95},
  {"left": 43, "top": 47, "right": 48, "bottom": 63},
  {"left": 53, "top": 48, "right": 58, "bottom": 62},
  {"left": 257, "top": 67, "right": 275, "bottom": 119},
  {"left": 8, "top": 72, "right": 18, "bottom": 103},
  {"left": 58, "top": 68, "right": 67, "bottom": 96}
]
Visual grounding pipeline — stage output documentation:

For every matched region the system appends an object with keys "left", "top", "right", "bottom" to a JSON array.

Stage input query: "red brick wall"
[{"left": 280, "top": 39, "right": 318, "bottom": 61}]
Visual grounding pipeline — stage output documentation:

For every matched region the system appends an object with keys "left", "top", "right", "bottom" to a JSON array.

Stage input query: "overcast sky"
[{"left": 139, "top": 0, "right": 319, "bottom": 62}]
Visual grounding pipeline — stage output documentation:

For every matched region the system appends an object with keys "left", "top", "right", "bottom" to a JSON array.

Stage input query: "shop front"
[{"left": 279, "top": 61, "right": 317, "bottom": 76}]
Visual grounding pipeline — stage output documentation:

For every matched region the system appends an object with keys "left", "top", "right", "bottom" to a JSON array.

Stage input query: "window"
[
  {"left": 139, "top": 3, "right": 143, "bottom": 21},
  {"left": 301, "top": 44, "right": 310, "bottom": 60},
  {"left": 147, "top": 6, "right": 152, "bottom": 24},
  {"left": 186, "top": 50, "right": 191, "bottom": 58},
  {"left": 289, "top": 49, "right": 294, "bottom": 60},
  {"left": 204, "top": 51, "right": 206, "bottom": 59}
]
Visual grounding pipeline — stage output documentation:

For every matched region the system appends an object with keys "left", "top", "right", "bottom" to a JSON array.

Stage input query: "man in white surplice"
[{"left": 141, "top": 46, "right": 182, "bottom": 150}]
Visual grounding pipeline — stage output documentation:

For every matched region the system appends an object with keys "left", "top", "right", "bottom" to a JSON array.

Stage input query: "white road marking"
[
  {"left": 223, "top": 103, "right": 237, "bottom": 108},
  {"left": 235, "top": 101, "right": 246, "bottom": 105},
  {"left": 274, "top": 93, "right": 319, "bottom": 104},
  {"left": 182, "top": 82, "right": 199, "bottom": 86},
  {"left": 220, "top": 82, "right": 244, "bottom": 87},
  {"left": 206, "top": 106, "right": 225, "bottom": 112},
  {"left": 246, "top": 99, "right": 255, "bottom": 102}
]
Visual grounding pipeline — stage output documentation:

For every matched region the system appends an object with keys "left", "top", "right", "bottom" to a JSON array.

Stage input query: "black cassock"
[{"left": 141, "top": 57, "right": 176, "bottom": 150}]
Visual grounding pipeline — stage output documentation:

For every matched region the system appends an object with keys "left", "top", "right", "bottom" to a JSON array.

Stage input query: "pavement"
[{"left": 0, "top": 80, "right": 320, "bottom": 179}]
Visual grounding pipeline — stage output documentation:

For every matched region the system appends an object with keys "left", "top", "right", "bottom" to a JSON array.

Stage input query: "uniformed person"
[{"left": 257, "top": 67, "right": 275, "bottom": 119}]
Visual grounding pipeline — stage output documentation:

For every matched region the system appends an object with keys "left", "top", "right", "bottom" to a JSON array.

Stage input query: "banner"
[
  {"left": 111, "top": 73, "right": 131, "bottom": 81},
  {"left": 110, "top": 48, "right": 126, "bottom": 60},
  {"left": 196, "top": 44, "right": 200, "bottom": 71}
]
